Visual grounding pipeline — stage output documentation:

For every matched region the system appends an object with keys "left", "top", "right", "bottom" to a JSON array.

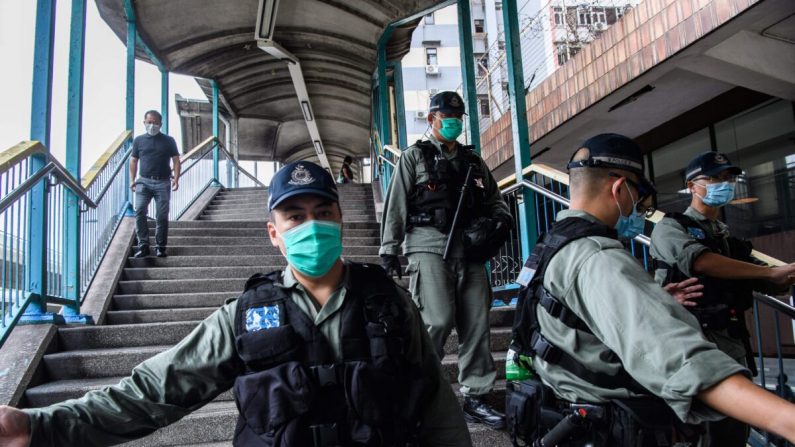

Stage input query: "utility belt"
[
  {"left": 505, "top": 379, "right": 701, "bottom": 447},
  {"left": 690, "top": 305, "right": 737, "bottom": 331},
  {"left": 407, "top": 210, "right": 449, "bottom": 232}
]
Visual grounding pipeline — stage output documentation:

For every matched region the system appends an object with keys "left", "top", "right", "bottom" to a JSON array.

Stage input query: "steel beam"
[
  {"left": 161, "top": 70, "right": 169, "bottom": 134},
  {"left": 457, "top": 0, "right": 481, "bottom": 153},
  {"left": 390, "top": 61, "right": 408, "bottom": 150},
  {"left": 211, "top": 80, "right": 220, "bottom": 184},
  {"left": 502, "top": 0, "right": 538, "bottom": 256}
]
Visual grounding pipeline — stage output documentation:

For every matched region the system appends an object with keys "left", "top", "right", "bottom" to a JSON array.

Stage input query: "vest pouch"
[
  {"left": 505, "top": 379, "right": 544, "bottom": 444},
  {"left": 609, "top": 398, "right": 700, "bottom": 447},
  {"left": 234, "top": 361, "right": 317, "bottom": 444},
  {"left": 236, "top": 324, "right": 301, "bottom": 370}
]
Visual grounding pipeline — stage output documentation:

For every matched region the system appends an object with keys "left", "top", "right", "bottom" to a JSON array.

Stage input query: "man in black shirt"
[{"left": 129, "top": 110, "right": 181, "bottom": 258}]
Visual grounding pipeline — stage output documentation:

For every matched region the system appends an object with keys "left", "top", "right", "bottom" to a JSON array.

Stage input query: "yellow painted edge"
[
  {"left": 497, "top": 163, "right": 570, "bottom": 189},
  {"left": 81, "top": 130, "right": 132, "bottom": 188},
  {"left": 0, "top": 141, "right": 46, "bottom": 175},
  {"left": 181, "top": 136, "right": 216, "bottom": 162},
  {"left": 751, "top": 250, "right": 785, "bottom": 267}
]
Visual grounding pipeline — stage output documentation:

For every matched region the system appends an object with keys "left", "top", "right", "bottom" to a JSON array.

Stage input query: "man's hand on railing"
[
  {"left": 381, "top": 254, "right": 402, "bottom": 279},
  {"left": 662, "top": 277, "right": 704, "bottom": 307},
  {"left": 768, "top": 264, "right": 795, "bottom": 289},
  {"left": 0, "top": 405, "right": 31, "bottom": 447},
  {"left": 172, "top": 178, "right": 179, "bottom": 192}
]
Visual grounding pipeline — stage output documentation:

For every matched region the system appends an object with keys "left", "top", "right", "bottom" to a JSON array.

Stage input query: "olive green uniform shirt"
[
  {"left": 379, "top": 135, "right": 510, "bottom": 257},
  {"left": 649, "top": 206, "right": 746, "bottom": 362},
  {"left": 24, "top": 264, "right": 472, "bottom": 447},
  {"left": 535, "top": 210, "right": 748, "bottom": 424}
]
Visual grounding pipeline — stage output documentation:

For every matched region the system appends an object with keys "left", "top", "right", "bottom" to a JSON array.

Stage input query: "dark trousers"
[
  {"left": 134, "top": 177, "right": 171, "bottom": 249},
  {"left": 707, "top": 415, "right": 749, "bottom": 447}
]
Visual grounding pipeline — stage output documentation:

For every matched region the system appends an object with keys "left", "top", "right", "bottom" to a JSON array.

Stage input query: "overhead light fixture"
[
  {"left": 301, "top": 101, "right": 313, "bottom": 121},
  {"left": 314, "top": 140, "right": 323, "bottom": 155},
  {"left": 255, "top": 0, "right": 281, "bottom": 41}
]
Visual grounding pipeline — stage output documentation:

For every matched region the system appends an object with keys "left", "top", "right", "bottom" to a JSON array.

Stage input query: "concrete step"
[
  {"left": 118, "top": 401, "right": 238, "bottom": 447},
  {"left": 56, "top": 321, "right": 200, "bottom": 350},
  {"left": 125, "top": 255, "right": 385, "bottom": 268},
  {"left": 106, "top": 307, "right": 218, "bottom": 324},
  {"left": 211, "top": 194, "right": 373, "bottom": 203},
  {"left": 444, "top": 326, "right": 511, "bottom": 355},
  {"left": 42, "top": 345, "right": 170, "bottom": 380},
  {"left": 155, "top": 245, "right": 379, "bottom": 256},
  {"left": 200, "top": 210, "right": 375, "bottom": 219},
  {"left": 164, "top": 227, "right": 380, "bottom": 238},
  {"left": 155, "top": 220, "right": 379, "bottom": 229},
  {"left": 113, "top": 292, "right": 236, "bottom": 310},
  {"left": 199, "top": 214, "right": 376, "bottom": 222},
  {"left": 123, "top": 266, "right": 272, "bottom": 281},
  {"left": 162, "top": 236, "right": 380, "bottom": 246},
  {"left": 442, "top": 351, "right": 507, "bottom": 384},
  {"left": 116, "top": 278, "right": 248, "bottom": 294}
]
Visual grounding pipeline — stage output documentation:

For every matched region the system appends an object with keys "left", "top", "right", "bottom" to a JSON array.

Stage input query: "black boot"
[
  {"left": 133, "top": 246, "right": 150, "bottom": 258},
  {"left": 463, "top": 396, "right": 506, "bottom": 430},
  {"left": 156, "top": 247, "right": 167, "bottom": 258}
]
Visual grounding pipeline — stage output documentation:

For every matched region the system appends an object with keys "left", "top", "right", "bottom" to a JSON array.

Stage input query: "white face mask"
[{"left": 145, "top": 123, "right": 161, "bottom": 136}]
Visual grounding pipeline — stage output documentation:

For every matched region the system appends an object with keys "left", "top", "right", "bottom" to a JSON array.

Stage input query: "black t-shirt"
[{"left": 131, "top": 133, "right": 179, "bottom": 178}]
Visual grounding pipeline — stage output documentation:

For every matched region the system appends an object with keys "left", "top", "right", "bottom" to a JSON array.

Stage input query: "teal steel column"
[
  {"left": 160, "top": 70, "right": 169, "bottom": 134},
  {"left": 457, "top": 0, "right": 481, "bottom": 153},
  {"left": 391, "top": 61, "right": 408, "bottom": 150},
  {"left": 22, "top": 0, "right": 59, "bottom": 323},
  {"left": 502, "top": 0, "right": 538, "bottom": 256},
  {"left": 124, "top": 12, "right": 136, "bottom": 213},
  {"left": 376, "top": 38, "right": 392, "bottom": 193},
  {"left": 61, "top": 0, "right": 92, "bottom": 324},
  {"left": 211, "top": 80, "right": 220, "bottom": 184}
]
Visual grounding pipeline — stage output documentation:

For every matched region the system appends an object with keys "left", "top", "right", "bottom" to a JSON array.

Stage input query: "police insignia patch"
[
  {"left": 714, "top": 154, "right": 727, "bottom": 164},
  {"left": 687, "top": 227, "right": 706, "bottom": 239},
  {"left": 288, "top": 164, "right": 315, "bottom": 186},
  {"left": 474, "top": 178, "right": 485, "bottom": 189},
  {"left": 245, "top": 305, "right": 280, "bottom": 332}
]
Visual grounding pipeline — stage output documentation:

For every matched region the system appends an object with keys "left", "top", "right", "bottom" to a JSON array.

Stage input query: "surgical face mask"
[
  {"left": 145, "top": 123, "right": 161, "bottom": 136},
  {"left": 694, "top": 181, "right": 735, "bottom": 207},
  {"left": 437, "top": 116, "right": 463, "bottom": 141},
  {"left": 614, "top": 182, "right": 646, "bottom": 240},
  {"left": 278, "top": 220, "right": 342, "bottom": 278}
]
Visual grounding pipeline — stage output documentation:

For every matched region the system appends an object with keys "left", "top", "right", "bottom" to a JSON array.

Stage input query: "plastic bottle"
[{"left": 505, "top": 348, "right": 534, "bottom": 381}]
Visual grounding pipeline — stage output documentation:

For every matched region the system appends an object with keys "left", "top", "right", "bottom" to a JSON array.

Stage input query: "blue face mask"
[
  {"left": 437, "top": 117, "right": 463, "bottom": 141},
  {"left": 695, "top": 181, "right": 735, "bottom": 207},
  {"left": 614, "top": 183, "right": 646, "bottom": 240},
  {"left": 279, "top": 220, "right": 343, "bottom": 278}
]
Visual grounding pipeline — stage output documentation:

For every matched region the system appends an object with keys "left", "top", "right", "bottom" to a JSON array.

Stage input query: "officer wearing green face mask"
[
  {"left": 650, "top": 151, "right": 795, "bottom": 447},
  {"left": 380, "top": 91, "right": 513, "bottom": 429},
  {"left": 2, "top": 161, "right": 472, "bottom": 447}
]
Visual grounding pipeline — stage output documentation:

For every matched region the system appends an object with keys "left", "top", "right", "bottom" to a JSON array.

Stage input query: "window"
[
  {"left": 497, "top": 40, "right": 505, "bottom": 50},
  {"left": 577, "top": 8, "right": 592, "bottom": 26},
  {"left": 495, "top": 2, "right": 502, "bottom": 10},
  {"left": 592, "top": 7, "right": 606, "bottom": 25},
  {"left": 424, "top": 13, "right": 434, "bottom": 25},
  {"left": 425, "top": 47, "right": 438, "bottom": 66},
  {"left": 474, "top": 19, "right": 485, "bottom": 33},
  {"left": 553, "top": 7, "right": 564, "bottom": 27},
  {"left": 475, "top": 53, "right": 487, "bottom": 76},
  {"left": 478, "top": 94, "right": 490, "bottom": 116},
  {"left": 556, "top": 43, "right": 581, "bottom": 66}
]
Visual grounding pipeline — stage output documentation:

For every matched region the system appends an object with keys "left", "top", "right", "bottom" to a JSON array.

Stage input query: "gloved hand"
[{"left": 381, "top": 254, "right": 402, "bottom": 279}]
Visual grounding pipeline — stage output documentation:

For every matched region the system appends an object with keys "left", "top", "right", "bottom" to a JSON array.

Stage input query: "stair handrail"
[
  {"left": 81, "top": 130, "right": 133, "bottom": 190},
  {"left": 214, "top": 139, "right": 265, "bottom": 187}
]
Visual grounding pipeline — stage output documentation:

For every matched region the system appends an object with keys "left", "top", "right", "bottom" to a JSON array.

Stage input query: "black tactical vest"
[
  {"left": 407, "top": 140, "right": 488, "bottom": 232},
  {"left": 232, "top": 263, "right": 430, "bottom": 447},
  {"left": 654, "top": 212, "right": 755, "bottom": 314},
  {"left": 511, "top": 217, "right": 647, "bottom": 393}
]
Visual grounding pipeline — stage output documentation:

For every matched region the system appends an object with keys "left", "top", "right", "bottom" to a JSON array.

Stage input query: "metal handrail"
[
  {"left": 215, "top": 140, "right": 265, "bottom": 187},
  {"left": 81, "top": 130, "right": 132, "bottom": 189},
  {"left": 91, "top": 147, "right": 133, "bottom": 204},
  {"left": 0, "top": 141, "right": 47, "bottom": 175},
  {"left": 379, "top": 154, "right": 396, "bottom": 168},
  {"left": 0, "top": 159, "right": 97, "bottom": 215},
  {"left": 180, "top": 136, "right": 216, "bottom": 162}
]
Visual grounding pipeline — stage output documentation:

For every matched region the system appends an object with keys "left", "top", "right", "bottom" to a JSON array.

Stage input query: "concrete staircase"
[{"left": 22, "top": 184, "right": 514, "bottom": 446}]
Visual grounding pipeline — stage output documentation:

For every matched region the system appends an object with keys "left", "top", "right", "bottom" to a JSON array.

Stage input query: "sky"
[{"left": 0, "top": 0, "right": 210, "bottom": 176}]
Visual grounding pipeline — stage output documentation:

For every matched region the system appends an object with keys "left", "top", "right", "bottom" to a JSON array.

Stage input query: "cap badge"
[
  {"left": 449, "top": 96, "right": 461, "bottom": 107},
  {"left": 714, "top": 154, "right": 728, "bottom": 164},
  {"left": 288, "top": 164, "right": 315, "bottom": 186}
]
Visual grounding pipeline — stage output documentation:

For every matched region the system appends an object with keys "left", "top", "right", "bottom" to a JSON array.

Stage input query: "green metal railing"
[{"left": 0, "top": 134, "right": 263, "bottom": 348}]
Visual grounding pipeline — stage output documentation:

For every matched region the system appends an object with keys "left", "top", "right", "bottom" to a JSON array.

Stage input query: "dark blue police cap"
[
  {"left": 685, "top": 152, "right": 742, "bottom": 182},
  {"left": 567, "top": 133, "right": 656, "bottom": 197},
  {"left": 268, "top": 161, "right": 338, "bottom": 211},
  {"left": 429, "top": 91, "right": 466, "bottom": 115}
]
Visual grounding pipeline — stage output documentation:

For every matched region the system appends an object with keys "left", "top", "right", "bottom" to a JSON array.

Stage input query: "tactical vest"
[
  {"left": 232, "top": 263, "right": 430, "bottom": 447},
  {"left": 511, "top": 217, "right": 646, "bottom": 393},
  {"left": 508, "top": 217, "right": 700, "bottom": 446},
  {"left": 407, "top": 140, "right": 488, "bottom": 232},
  {"left": 653, "top": 212, "right": 758, "bottom": 374}
]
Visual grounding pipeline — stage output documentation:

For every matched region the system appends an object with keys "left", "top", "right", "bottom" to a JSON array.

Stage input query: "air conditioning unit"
[
  {"left": 414, "top": 110, "right": 427, "bottom": 119},
  {"left": 429, "top": 88, "right": 440, "bottom": 96},
  {"left": 425, "top": 65, "right": 440, "bottom": 75},
  {"left": 594, "top": 22, "right": 607, "bottom": 31}
]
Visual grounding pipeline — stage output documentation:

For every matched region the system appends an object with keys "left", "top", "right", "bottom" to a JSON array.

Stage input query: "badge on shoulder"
[
  {"left": 687, "top": 227, "right": 706, "bottom": 239},
  {"left": 245, "top": 305, "right": 280, "bottom": 332}
]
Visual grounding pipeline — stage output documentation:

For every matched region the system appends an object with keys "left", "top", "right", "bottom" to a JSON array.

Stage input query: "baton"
[{"left": 443, "top": 164, "right": 474, "bottom": 261}]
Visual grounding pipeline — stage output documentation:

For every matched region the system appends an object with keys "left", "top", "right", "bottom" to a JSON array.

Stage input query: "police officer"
[
  {"left": 507, "top": 133, "right": 795, "bottom": 446},
  {"left": 380, "top": 91, "right": 512, "bottom": 429},
  {"left": 0, "top": 161, "right": 472, "bottom": 447},
  {"left": 650, "top": 151, "right": 795, "bottom": 446}
]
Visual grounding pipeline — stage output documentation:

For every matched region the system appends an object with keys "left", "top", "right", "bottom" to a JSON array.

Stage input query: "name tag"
[
  {"left": 516, "top": 266, "right": 536, "bottom": 287},
  {"left": 245, "top": 305, "right": 280, "bottom": 332}
]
